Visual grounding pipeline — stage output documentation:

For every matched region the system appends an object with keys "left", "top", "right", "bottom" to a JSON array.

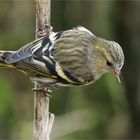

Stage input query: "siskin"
[{"left": 0, "top": 26, "right": 124, "bottom": 88}]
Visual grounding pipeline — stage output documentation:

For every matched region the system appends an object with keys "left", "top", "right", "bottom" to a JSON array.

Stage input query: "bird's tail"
[{"left": 0, "top": 51, "right": 14, "bottom": 68}]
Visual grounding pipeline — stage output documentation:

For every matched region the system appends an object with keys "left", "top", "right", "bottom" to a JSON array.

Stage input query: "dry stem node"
[{"left": 36, "top": 25, "right": 53, "bottom": 37}]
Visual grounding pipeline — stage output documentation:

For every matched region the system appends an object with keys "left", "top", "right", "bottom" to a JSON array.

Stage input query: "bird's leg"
[
  {"left": 32, "top": 85, "right": 52, "bottom": 98},
  {"left": 36, "top": 24, "right": 53, "bottom": 38}
]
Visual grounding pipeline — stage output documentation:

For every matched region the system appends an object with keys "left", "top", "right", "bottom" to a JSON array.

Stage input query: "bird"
[{"left": 0, "top": 26, "right": 124, "bottom": 91}]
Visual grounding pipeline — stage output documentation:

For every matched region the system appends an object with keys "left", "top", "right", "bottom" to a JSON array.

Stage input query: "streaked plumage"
[{"left": 0, "top": 26, "right": 124, "bottom": 88}]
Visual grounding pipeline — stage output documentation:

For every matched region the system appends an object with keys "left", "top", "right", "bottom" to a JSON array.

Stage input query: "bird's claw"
[{"left": 32, "top": 87, "right": 52, "bottom": 98}]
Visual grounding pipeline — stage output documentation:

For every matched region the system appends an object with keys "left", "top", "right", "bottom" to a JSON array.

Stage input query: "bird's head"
[{"left": 91, "top": 37, "right": 124, "bottom": 82}]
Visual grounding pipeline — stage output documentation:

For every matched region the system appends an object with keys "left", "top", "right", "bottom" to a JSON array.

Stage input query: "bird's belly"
[
  {"left": 30, "top": 77, "right": 79, "bottom": 88},
  {"left": 30, "top": 75, "right": 94, "bottom": 88}
]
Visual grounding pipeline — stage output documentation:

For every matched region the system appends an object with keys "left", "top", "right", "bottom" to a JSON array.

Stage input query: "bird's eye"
[{"left": 106, "top": 61, "right": 113, "bottom": 66}]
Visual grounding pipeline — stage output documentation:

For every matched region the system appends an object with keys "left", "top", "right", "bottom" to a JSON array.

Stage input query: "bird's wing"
[{"left": 4, "top": 32, "right": 64, "bottom": 77}]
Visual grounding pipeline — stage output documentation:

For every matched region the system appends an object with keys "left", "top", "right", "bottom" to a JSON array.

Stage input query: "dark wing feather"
[
  {"left": 5, "top": 37, "right": 43, "bottom": 64},
  {"left": 14, "top": 57, "right": 55, "bottom": 77}
]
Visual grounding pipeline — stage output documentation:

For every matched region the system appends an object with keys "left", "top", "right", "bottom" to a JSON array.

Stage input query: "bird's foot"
[
  {"left": 32, "top": 86, "right": 52, "bottom": 98},
  {"left": 36, "top": 25, "right": 53, "bottom": 38}
]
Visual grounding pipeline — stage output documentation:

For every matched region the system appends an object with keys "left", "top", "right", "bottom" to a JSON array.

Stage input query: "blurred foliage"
[{"left": 0, "top": 0, "right": 139, "bottom": 140}]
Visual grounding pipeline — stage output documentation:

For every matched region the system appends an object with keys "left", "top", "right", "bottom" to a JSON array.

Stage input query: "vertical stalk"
[{"left": 33, "top": 0, "right": 54, "bottom": 140}]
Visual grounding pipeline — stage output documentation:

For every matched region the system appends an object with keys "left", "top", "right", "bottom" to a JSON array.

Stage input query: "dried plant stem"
[{"left": 33, "top": 0, "right": 54, "bottom": 140}]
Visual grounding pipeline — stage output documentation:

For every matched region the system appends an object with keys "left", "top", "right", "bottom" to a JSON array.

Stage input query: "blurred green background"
[{"left": 0, "top": 0, "right": 139, "bottom": 140}]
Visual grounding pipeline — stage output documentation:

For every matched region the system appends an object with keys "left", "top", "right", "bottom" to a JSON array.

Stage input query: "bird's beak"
[{"left": 113, "top": 68, "right": 121, "bottom": 83}]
